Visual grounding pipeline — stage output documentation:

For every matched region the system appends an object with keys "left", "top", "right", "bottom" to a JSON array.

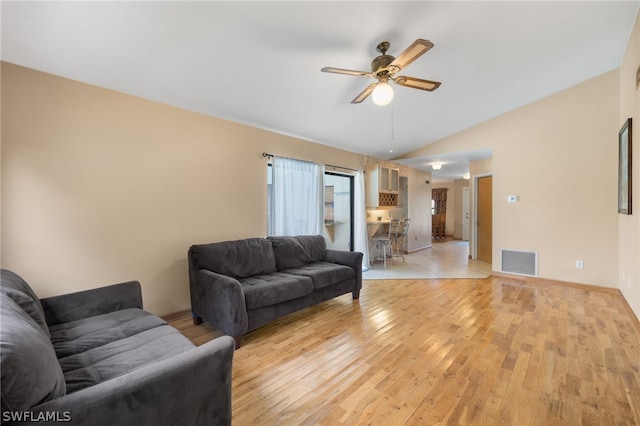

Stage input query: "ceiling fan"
[{"left": 321, "top": 39, "right": 441, "bottom": 105}]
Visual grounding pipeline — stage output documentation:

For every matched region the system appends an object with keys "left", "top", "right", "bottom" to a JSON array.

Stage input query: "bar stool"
[
  {"left": 393, "top": 218, "right": 411, "bottom": 262},
  {"left": 372, "top": 218, "right": 400, "bottom": 269}
]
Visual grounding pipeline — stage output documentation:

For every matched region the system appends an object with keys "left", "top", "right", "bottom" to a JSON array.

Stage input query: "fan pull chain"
[{"left": 389, "top": 108, "right": 395, "bottom": 153}]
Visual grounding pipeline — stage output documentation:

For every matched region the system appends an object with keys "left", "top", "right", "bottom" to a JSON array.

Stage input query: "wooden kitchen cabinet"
[
  {"left": 379, "top": 166, "right": 399, "bottom": 192},
  {"left": 366, "top": 165, "right": 400, "bottom": 208}
]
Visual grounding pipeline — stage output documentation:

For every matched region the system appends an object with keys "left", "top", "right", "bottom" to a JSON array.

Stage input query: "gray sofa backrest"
[
  {"left": 1, "top": 270, "right": 67, "bottom": 414},
  {"left": 0, "top": 269, "right": 49, "bottom": 335},
  {"left": 189, "top": 237, "right": 277, "bottom": 279},
  {"left": 268, "top": 235, "right": 327, "bottom": 271}
]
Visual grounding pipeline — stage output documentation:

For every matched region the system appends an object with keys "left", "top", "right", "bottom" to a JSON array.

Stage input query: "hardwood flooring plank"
[{"left": 167, "top": 276, "right": 640, "bottom": 425}]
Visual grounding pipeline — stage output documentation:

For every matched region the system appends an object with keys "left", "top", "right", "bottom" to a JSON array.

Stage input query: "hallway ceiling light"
[{"left": 432, "top": 163, "right": 442, "bottom": 170}]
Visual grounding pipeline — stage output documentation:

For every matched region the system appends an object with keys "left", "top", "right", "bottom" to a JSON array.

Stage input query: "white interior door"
[{"left": 462, "top": 187, "right": 470, "bottom": 241}]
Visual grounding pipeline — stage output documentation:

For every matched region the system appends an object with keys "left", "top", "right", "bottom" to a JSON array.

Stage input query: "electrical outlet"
[{"left": 576, "top": 260, "right": 584, "bottom": 269}]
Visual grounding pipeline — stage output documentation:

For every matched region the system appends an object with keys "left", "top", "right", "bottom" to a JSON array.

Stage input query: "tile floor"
[{"left": 363, "top": 239, "right": 492, "bottom": 280}]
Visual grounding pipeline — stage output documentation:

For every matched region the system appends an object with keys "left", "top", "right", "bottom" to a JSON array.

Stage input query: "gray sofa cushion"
[
  {"left": 190, "top": 238, "right": 277, "bottom": 279},
  {"left": 1, "top": 269, "right": 49, "bottom": 336},
  {"left": 268, "top": 235, "right": 327, "bottom": 270},
  {"left": 49, "top": 308, "right": 168, "bottom": 358},
  {"left": 59, "top": 325, "right": 195, "bottom": 394},
  {"left": 282, "top": 262, "right": 355, "bottom": 289},
  {"left": 1, "top": 295, "right": 66, "bottom": 412},
  {"left": 240, "top": 273, "right": 314, "bottom": 310}
]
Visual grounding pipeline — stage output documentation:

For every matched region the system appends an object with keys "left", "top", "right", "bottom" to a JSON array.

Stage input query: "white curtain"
[
  {"left": 269, "top": 156, "right": 324, "bottom": 236},
  {"left": 354, "top": 171, "right": 370, "bottom": 270}
]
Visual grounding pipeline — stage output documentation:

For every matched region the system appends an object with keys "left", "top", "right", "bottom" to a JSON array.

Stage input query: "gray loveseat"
[
  {"left": 0, "top": 269, "right": 235, "bottom": 426},
  {"left": 189, "top": 235, "right": 362, "bottom": 348}
]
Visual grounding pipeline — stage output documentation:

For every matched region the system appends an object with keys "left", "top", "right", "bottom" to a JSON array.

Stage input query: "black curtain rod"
[
  {"left": 262, "top": 152, "right": 360, "bottom": 173},
  {"left": 326, "top": 163, "right": 359, "bottom": 173},
  {"left": 262, "top": 152, "right": 313, "bottom": 164}
]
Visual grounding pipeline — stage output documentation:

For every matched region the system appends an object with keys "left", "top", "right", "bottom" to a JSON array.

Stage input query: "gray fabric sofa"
[
  {"left": 0, "top": 269, "right": 235, "bottom": 426},
  {"left": 189, "top": 235, "right": 362, "bottom": 348}
]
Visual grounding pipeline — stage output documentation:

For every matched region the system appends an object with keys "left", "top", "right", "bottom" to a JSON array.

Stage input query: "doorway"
[{"left": 476, "top": 175, "right": 492, "bottom": 263}]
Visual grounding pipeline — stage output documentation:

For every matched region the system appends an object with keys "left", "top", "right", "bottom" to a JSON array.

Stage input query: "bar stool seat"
[
  {"left": 372, "top": 219, "right": 401, "bottom": 269},
  {"left": 393, "top": 218, "right": 411, "bottom": 262}
]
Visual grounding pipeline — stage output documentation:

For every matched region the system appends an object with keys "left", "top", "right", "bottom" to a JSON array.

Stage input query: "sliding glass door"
[{"left": 323, "top": 172, "right": 354, "bottom": 251}]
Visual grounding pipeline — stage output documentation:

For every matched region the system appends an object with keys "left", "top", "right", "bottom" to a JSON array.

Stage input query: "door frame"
[{"left": 472, "top": 173, "right": 492, "bottom": 261}]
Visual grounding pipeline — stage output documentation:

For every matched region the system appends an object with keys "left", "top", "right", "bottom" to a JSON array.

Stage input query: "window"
[
  {"left": 266, "top": 159, "right": 369, "bottom": 267},
  {"left": 267, "top": 163, "right": 354, "bottom": 251},
  {"left": 268, "top": 157, "right": 323, "bottom": 236}
]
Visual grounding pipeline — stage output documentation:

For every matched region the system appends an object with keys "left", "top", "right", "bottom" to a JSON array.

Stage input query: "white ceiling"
[{"left": 2, "top": 1, "right": 638, "bottom": 180}]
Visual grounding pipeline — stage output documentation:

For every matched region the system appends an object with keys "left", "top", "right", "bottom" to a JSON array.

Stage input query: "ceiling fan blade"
[
  {"left": 394, "top": 76, "right": 441, "bottom": 92},
  {"left": 321, "top": 67, "right": 370, "bottom": 77},
  {"left": 389, "top": 39, "right": 434, "bottom": 72},
  {"left": 351, "top": 83, "right": 377, "bottom": 104}
]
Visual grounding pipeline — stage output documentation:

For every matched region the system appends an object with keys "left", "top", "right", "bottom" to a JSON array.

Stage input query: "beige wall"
[
  {"left": 4, "top": 43, "right": 638, "bottom": 318},
  {"left": 0, "top": 62, "right": 430, "bottom": 315},
  {"left": 619, "top": 12, "right": 640, "bottom": 318},
  {"left": 399, "top": 70, "right": 620, "bottom": 289}
]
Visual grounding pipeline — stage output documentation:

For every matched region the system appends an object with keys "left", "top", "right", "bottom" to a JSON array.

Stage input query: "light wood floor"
[{"left": 167, "top": 276, "right": 640, "bottom": 425}]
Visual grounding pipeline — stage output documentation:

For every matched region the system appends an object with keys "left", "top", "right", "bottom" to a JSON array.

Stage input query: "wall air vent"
[{"left": 501, "top": 249, "right": 538, "bottom": 277}]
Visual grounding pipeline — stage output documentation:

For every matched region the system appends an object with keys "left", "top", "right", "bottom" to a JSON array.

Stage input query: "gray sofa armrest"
[
  {"left": 324, "top": 249, "right": 363, "bottom": 290},
  {"left": 26, "top": 335, "right": 235, "bottom": 426},
  {"left": 190, "top": 269, "right": 248, "bottom": 339},
  {"left": 41, "top": 281, "right": 143, "bottom": 326}
]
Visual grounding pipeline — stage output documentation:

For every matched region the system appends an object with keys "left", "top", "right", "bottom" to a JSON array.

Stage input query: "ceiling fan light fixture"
[
  {"left": 321, "top": 39, "right": 440, "bottom": 104},
  {"left": 372, "top": 81, "right": 394, "bottom": 106}
]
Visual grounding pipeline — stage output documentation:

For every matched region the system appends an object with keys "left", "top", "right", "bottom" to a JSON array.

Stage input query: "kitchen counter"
[{"left": 366, "top": 220, "right": 390, "bottom": 239}]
